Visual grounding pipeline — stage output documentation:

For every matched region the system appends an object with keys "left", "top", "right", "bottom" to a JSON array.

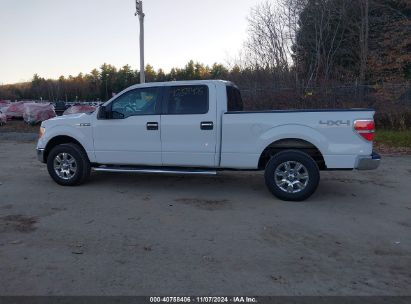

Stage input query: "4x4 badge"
[{"left": 319, "top": 120, "right": 350, "bottom": 127}]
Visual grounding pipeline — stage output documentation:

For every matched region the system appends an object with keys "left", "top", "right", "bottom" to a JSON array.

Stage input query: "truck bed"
[{"left": 220, "top": 109, "right": 375, "bottom": 169}]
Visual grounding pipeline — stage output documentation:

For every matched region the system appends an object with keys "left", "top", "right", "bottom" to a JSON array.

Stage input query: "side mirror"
[
  {"left": 98, "top": 106, "right": 110, "bottom": 119},
  {"left": 98, "top": 106, "right": 125, "bottom": 120}
]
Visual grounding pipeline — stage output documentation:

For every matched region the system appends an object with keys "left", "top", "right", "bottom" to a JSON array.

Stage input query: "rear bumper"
[
  {"left": 37, "top": 148, "right": 45, "bottom": 163},
  {"left": 356, "top": 152, "right": 381, "bottom": 170}
]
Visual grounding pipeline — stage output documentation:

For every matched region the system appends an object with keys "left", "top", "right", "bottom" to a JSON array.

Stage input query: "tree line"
[
  {"left": 0, "top": 62, "right": 232, "bottom": 102},
  {"left": 0, "top": 0, "right": 409, "bottom": 105}
]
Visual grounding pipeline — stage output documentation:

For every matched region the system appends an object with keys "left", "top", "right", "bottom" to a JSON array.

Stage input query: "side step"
[{"left": 93, "top": 166, "right": 217, "bottom": 176}]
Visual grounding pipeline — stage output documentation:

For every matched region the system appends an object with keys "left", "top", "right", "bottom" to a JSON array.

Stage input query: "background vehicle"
[
  {"left": 54, "top": 101, "right": 69, "bottom": 116},
  {"left": 62, "top": 105, "right": 96, "bottom": 116},
  {"left": 36, "top": 80, "right": 380, "bottom": 201},
  {"left": 22, "top": 103, "right": 56, "bottom": 125}
]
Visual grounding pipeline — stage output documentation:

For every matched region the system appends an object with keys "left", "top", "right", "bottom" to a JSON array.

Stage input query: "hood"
[{"left": 41, "top": 113, "right": 92, "bottom": 128}]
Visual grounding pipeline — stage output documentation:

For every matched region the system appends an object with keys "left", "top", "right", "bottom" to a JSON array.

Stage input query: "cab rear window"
[{"left": 227, "top": 86, "right": 244, "bottom": 112}]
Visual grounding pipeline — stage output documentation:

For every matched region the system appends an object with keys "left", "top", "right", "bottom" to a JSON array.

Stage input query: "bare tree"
[
  {"left": 243, "top": 0, "right": 308, "bottom": 87},
  {"left": 296, "top": 0, "right": 350, "bottom": 86},
  {"left": 245, "top": 2, "right": 293, "bottom": 80},
  {"left": 359, "top": 0, "right": 369, "bottom": 83}
]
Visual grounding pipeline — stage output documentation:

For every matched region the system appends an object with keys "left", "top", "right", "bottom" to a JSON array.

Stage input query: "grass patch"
[{"left": 375, "top": 130, "right": 411, "bottom": 148}]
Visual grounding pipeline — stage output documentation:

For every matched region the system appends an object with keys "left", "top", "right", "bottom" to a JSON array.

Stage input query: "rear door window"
[{"left": 165, "top": 85, "right": 209, "bottom": 115}]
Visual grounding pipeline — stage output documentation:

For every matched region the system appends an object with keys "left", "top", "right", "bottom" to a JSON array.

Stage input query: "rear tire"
[
  {"left": 47, "top": 143, "right": 91, "bottom": 186},
  {"left": 264, "top": 150, "right": 320, "bottom": 201}
]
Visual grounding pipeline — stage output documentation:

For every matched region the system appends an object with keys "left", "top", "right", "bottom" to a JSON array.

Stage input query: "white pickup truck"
[{"left": 36, "top": 80, "right": 380, "bottom": 201}]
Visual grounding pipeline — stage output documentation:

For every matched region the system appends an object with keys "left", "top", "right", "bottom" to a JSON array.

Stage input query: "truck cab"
[{"left": 94, "top": 81, "right": 224, "bottom": 167}]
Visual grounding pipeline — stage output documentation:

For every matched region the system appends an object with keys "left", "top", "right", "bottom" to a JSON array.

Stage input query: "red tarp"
[
  {"left": 0, "top": 101, "right": 11, "bottom": 117},
  {"left": 0, "top": 113, "right": 6, "bottom": 125},
  {"left": 23, "top": 103, "right": 56, "bottom": 124},
  {"left": 3, "top": 101, "right": 32, "bottom": 119},
  {"left": 63, "top": 105, "right": 96, "bottom": 115},
  {"left": 0, "top": 104, "right": 9, "bottom": 113}
]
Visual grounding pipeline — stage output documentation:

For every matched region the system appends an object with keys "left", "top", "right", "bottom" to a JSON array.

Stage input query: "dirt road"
[{"left": 0, "top": 139, "right": 410, "bottom": 295}]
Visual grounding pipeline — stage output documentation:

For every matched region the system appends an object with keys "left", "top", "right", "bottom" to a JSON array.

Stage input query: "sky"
[{"left": 0, "top": 0, "right": 262, "bottom": 84}]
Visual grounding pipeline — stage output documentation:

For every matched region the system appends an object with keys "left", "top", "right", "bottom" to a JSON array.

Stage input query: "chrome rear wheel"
[
  {"left": 264, "top": 150, "right": 320, "bottom": 201},
  {"left": 274, "top": 161, "right": 309, "bottom": 194}
]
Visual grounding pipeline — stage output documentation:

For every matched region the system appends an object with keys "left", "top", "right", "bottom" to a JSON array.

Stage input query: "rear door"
[{"left": 161, "top": 84, "right": 217, "bottom": 167}]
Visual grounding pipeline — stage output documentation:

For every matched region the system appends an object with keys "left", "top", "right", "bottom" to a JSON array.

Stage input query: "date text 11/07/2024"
[{"left": 149, "top": 297, "right": 258, "bottom": 303}]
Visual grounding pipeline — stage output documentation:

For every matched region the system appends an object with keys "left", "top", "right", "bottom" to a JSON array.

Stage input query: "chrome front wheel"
[
  {"left": 47, "top": 143, "right": 91, "bottom": 186},
  {"left": 54, "top": 152, "right": 77, "bottom": 180}
]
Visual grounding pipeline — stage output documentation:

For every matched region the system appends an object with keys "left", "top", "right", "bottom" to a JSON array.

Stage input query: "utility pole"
[{"left": 135, "top": 0, "right": 145, "bottom": 84}]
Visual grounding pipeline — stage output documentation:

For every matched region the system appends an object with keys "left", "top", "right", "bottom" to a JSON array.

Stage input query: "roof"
[
  {"left": 127, "top": 79, "right": 232, "bottom": 91},
  {"left": 103, "top": 80, "right": 234, "bottom": 105}
]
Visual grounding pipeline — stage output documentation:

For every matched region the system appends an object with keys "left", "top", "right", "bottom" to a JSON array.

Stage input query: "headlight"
[{"left": 39, "top": 127, "right": 45, "bottom": 139}]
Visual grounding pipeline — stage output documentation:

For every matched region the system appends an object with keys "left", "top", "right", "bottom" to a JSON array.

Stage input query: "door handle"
[
  {"left": 146, "top": 122, "right": 159, "bottom": 130},
  {"left": 201, "top": 121, "right": 214, "bottom": 130}
]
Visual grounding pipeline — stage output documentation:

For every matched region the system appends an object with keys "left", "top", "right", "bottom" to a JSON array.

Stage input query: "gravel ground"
[
  {"left": 0, "top": 138, "right": 410, "bottom": 296},
  {"left": 0, "top": 120, "right": 39, "bottom": 134}
]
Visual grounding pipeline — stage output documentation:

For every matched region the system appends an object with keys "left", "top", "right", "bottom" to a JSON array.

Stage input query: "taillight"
[{"left": 354, "top": 120, "right": 375, "bottom": 142}]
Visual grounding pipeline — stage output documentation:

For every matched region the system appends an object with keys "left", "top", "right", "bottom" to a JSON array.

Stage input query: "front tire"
[
  {"left": 47, "top": 143, "right": 91, "bottom": 186},
  {"left": 264, "top": 150, "right": 320, "bottom": 201}
]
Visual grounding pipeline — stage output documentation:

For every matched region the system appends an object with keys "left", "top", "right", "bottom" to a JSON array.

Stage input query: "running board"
[{"left": 93, "top": 166, "right": 217, "bottom": 176}]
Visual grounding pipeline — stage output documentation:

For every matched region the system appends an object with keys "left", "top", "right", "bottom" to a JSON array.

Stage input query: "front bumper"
[
  {"left": 37, "top": 148, "right": 45, "bottom": 163},
  {"left": 356, "top": 151, "right": 381, "bottom": 170}
]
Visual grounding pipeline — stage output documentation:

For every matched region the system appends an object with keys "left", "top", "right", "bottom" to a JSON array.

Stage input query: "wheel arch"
[
  {"left": 258, "top": 138, "right": 326, "bottom": 170},
  {"left": 43, "top": 135, "right": 89, "bottom": 163}
]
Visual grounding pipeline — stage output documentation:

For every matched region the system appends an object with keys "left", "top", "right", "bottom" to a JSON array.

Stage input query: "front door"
[
  {"left": 161, "top": 84, "right": 217, "bottom": 167},
  {"left": 93, "top": 86, "right": 163, "bottom": 165}
]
